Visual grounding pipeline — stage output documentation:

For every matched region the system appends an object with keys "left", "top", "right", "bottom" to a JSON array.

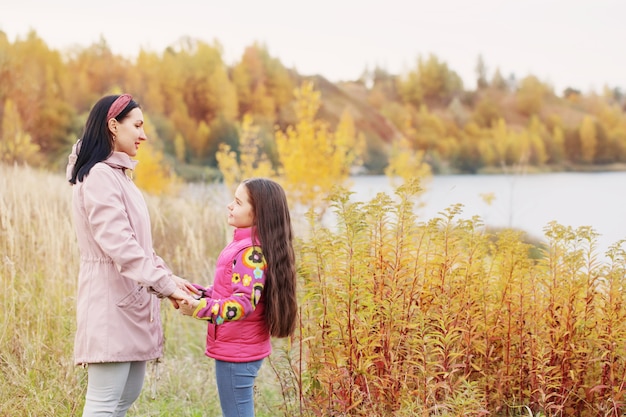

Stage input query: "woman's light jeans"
[{"left": 82, "top": 361, "right": 146, "bottom": 417}]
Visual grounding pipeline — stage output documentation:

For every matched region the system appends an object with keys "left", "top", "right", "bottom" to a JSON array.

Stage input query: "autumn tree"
[
  {"left": 216, "top": 113, "right": 275, "bottom": 192},
  {"left": 403, "top": 105, "right": 451, "bottom": 164},
  {"left": 579, "top": 115, "right": 597, "bottom": 163},
  {"left": 177, "top": 39, "right": 238, "bottom": 123},
  {"left": 527, "top": 116, "right": 548, "bottom": 165},
  {"left": 397, "top": 54, "right": 463, "bottom": 107},
  {"left": 133, "top": 115, "right": 179, "bottom": 195},
  {"left": 64, "top": 36, "right": 129, "bottom": 111},
  {"left": 174, "top": 133, "right": 186, "bottom": 163},
  {"left": 0, "top": 98, "right": 41, "bottom": 165},
  {"left": 127, "top": 50, "right": 167, "bottom": 115},
  {"left": 191, "top": 121, "right": 211, "bottom": 159},
  {"left": 275, "top": 81, "right": 360, "bottom": 210},
  {"left": 491, "top": 118, "right": 510, "bottom": 165},
  {"left": 541, "top": 115, "right": 566, "bottom": 164},
  {"left": 367, "top": 67, "right": 400, "bottom": 109},
  {"left": 550, "top": 125, "right": 566, "bottom": 164},
  {"left": 384, "top": 135, "right": 431, "bottom": 187},
  {"left": 475, "top": 54, "right": 488, "bottom": 90},
  {"left": 231, "top": 43, "right": 294, "bottom": 119},
  {"left": 335, "top": 109, "right": 366, "bottom": 170},
  {"left": 0, "top": 32, "right": 10, "bottom": 104},
  {"left": 491, "top": 68, "right": 508, "bottom": 91},
  {"left": 8, "top": 30, "right": 75, "bottom": 155},
  {"left": 472, "top": 96, "right": 502, "bottom": 128},
  {"left": 515, "top": 75, "right": 549, "bottom": 116}
]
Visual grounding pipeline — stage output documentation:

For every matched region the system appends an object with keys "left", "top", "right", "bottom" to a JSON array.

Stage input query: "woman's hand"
[
  {"left": 172, "top": 275, "right": 200, "bottom": 296},
  {"left": 167, "top": 287, "right": 194, "bottom": 309}
]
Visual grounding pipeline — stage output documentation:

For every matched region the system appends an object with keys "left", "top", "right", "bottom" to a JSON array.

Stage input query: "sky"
[{"left": 1, "top": 0, "right": 624, "bottom": 94}]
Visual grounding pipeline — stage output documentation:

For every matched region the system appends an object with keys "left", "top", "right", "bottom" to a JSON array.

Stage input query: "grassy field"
[
  {"left": 0, "top": 163, "right": 287, "bottom": 417},
  {"left": 6, "top": 163, "right": 626, "bottom": 416}
]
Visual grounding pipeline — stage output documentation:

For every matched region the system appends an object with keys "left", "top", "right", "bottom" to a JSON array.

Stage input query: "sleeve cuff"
[{"left": 192, "top": 298, "right": 208, "bottom": 319}]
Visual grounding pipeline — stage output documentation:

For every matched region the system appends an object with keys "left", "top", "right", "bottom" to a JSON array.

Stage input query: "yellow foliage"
[
  {"left": 398, "top": 54, "right": 463, "bottom": 106},
  {"left": 215, "top": 143, "right": 239, "bottom": 191},
  {"left": 275, "top": 82, "right": 360, "bottom": 210},
  {"left": 174, "top": 133, "right": 186, "bottom": 163},
  {"left": 579, "top": 115, "right": 597, "bottom": 163},
  {"left": 216, "top": 114, "right": 275, "bottom": 192},
  {"left": 529, "top": 131, "right": 548, "bottom": 165},
  {"left": 191, "top": 121, "right": 211, "bottom": 159},
  {"left": 384, "top": 135, "right": 431, "bottom": 187},
  {"left": 551, "top": 125, "right": 566, "bottom": 162},
  {"left": 492, "top": 118, "right": 509, "bottom": 163},
  {"left": 238, "top": 114, "right": 275, "bottom": 180},
  {"left": 0, "top": 99, "right": 41, "bottom": 165},
  {"left": 134, "top": 140, "right": 179, "bottom": 196},
  {"left": 515, "top": 75, "right": 548, "bottom": 116},
  {"left": 134, "top": 145, "right": 179, "bottom": 195}
]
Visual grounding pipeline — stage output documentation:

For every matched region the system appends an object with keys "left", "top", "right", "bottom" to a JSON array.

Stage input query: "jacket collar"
[
  {"left": 103, "top": 151, "right": 138, "bottom": 171},
  {"left": 233, "top": 227, "right": 258, "bottom": 243}
]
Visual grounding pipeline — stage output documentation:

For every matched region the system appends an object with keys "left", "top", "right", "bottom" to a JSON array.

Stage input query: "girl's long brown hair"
[{"left": 243, "top": 178, "right": 297, "bottom": 338}]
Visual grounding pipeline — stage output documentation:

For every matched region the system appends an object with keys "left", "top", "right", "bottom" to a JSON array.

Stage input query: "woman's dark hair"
[
  {"left": 69, "top": 94, "right": 139, "bottom": 184},
  {"left": 243, "top": 178, "right": 298, "bottom": 338}
]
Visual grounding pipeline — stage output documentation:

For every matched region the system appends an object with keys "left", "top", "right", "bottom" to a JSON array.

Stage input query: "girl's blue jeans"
[{"left": 215, "top": 359, "right": 264, "bottom": 417}]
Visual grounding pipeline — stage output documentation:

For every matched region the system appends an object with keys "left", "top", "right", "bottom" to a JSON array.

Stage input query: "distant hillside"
[
  {"left": 311, "top": 75, "right": 402, "bottom": 143},
  {"left": 2, "top": 34, "right": 625, "bottom": 176}
]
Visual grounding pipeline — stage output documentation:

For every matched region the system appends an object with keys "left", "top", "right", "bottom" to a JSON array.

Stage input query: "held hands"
[
  {"left": 178, "top": 298, "right": 201, "bottom": 316},
  {"left": 167, "top": 275, "right": 200, "bottom": 309},
  {"left": 172, "top": 275, "right": 200, "bottom": 295}
]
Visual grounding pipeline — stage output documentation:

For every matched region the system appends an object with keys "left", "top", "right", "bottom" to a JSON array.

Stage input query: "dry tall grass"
[
  {"left": 7, "top": 163, "right": 626, "bottom": 417},
  {"left": 0, "top": 163, "right": 283, "bottom": 417}
]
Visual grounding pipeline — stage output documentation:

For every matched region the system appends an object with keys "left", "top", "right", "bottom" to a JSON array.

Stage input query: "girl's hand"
[{"left": 178, "top": 298, "right": 201, "bottom": 316}]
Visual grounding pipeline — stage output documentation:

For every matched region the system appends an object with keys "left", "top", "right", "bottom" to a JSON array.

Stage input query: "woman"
[{"left": 67, "top": 93, "right": 195, "bottom": 416}]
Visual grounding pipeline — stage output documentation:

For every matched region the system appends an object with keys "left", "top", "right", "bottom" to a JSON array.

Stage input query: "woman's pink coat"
[{"left": 71, "top": 152, "right": 176, "bottom": 365}]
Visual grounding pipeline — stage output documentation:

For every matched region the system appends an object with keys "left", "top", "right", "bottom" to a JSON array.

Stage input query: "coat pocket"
[{"left": 116, "top": 285, "right": 148, "bottom": 308}]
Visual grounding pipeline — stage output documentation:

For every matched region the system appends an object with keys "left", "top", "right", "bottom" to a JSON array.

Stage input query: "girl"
[
  {"left": 67, "top": 93, "right": 196, "bottom": 416},
  {"left": 179, "top": 178, "right": 298, "bottom": 417}
]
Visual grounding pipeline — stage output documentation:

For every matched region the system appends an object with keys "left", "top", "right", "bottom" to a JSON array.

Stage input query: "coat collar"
[{"left": 103, "top": 151, "right": 138, "bottom": 171}]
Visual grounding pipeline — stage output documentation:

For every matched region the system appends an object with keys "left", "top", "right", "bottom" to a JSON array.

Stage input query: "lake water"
[
  {"left": 349, "top": 172, "right": 626, "bottom": 256},
  {"left": 186, "top": 172, "right": 626, "bottom": 257}
]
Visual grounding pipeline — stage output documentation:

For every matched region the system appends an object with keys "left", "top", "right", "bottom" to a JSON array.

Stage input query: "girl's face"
[
  {"left": 111, "top": 108, "right": 147, "bottom": 157},
  {"left": 227, "top": 183, "right": 255, "bottom": 228}
]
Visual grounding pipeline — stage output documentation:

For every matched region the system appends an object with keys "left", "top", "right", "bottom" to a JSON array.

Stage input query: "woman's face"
[
  {"left": 111, "top": 108, "right": 146, "bottom": 156},
  {"left": 227, "top": 183, "right": 255, "bottom": 228}
]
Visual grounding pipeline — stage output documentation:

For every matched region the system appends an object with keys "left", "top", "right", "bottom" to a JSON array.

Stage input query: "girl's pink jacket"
[
  {"left": 70, "top": 152, "right": 177, "bottom": 365},
  {"left": 192, "top": 227, "right": 272, "bottom": 362}
]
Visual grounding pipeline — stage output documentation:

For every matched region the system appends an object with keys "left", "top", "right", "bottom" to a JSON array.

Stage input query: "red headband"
[{"left": 107, "top": 94, "right": 133, "bottom": 120}]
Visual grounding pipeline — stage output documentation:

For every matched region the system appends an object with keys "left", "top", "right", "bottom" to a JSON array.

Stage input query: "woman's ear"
[{"left": 107, "top": 118, "right": 117, "bottom": 135}]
